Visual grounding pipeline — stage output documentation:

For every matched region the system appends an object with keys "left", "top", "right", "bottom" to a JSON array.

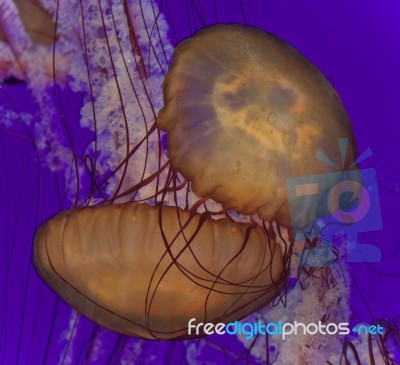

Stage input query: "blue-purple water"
[{"left": 1, "top": 0, "right": 399, "bottom": 364}]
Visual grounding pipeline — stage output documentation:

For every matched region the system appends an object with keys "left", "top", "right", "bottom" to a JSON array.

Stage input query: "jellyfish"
[
  {"left": 1, "top": 0, "right": 399, "bottom": 364},
  {"left": 31, "top": 18, "right": 361, "bottom": 342},
  {"left": 157, "top": 23, "right": 359, "bottom": 228},
  {"left": 33, "top": 203, "right": 283, "bottom": 339}
]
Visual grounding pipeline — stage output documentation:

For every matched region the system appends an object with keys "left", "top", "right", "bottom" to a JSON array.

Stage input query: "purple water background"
[{"left": 1, "top": 0, "right": 399, "bottom": 363}]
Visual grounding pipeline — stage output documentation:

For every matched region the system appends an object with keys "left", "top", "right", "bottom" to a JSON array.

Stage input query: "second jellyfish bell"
[{"left": 157, "top": 24, "right": 359, "bottom": 229}]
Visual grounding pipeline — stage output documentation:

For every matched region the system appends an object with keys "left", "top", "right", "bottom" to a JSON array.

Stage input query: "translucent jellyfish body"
[
  {"left": 0, "top": 0, "right": 55, "bottom": 45},
  {"left": 34, "top": 203, "right": 283, "bottom": 339},
  {"left": 157, "top": 24, "right": 358, "bottom": 228}
]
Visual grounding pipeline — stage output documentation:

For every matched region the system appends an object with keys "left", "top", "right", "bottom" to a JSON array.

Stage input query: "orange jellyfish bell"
[
  {"left": 157, "top": 24, "right": 358, "bottom": 228},
  {"left": 33, "top": 203, "right": 283, "bottom": 339}
]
